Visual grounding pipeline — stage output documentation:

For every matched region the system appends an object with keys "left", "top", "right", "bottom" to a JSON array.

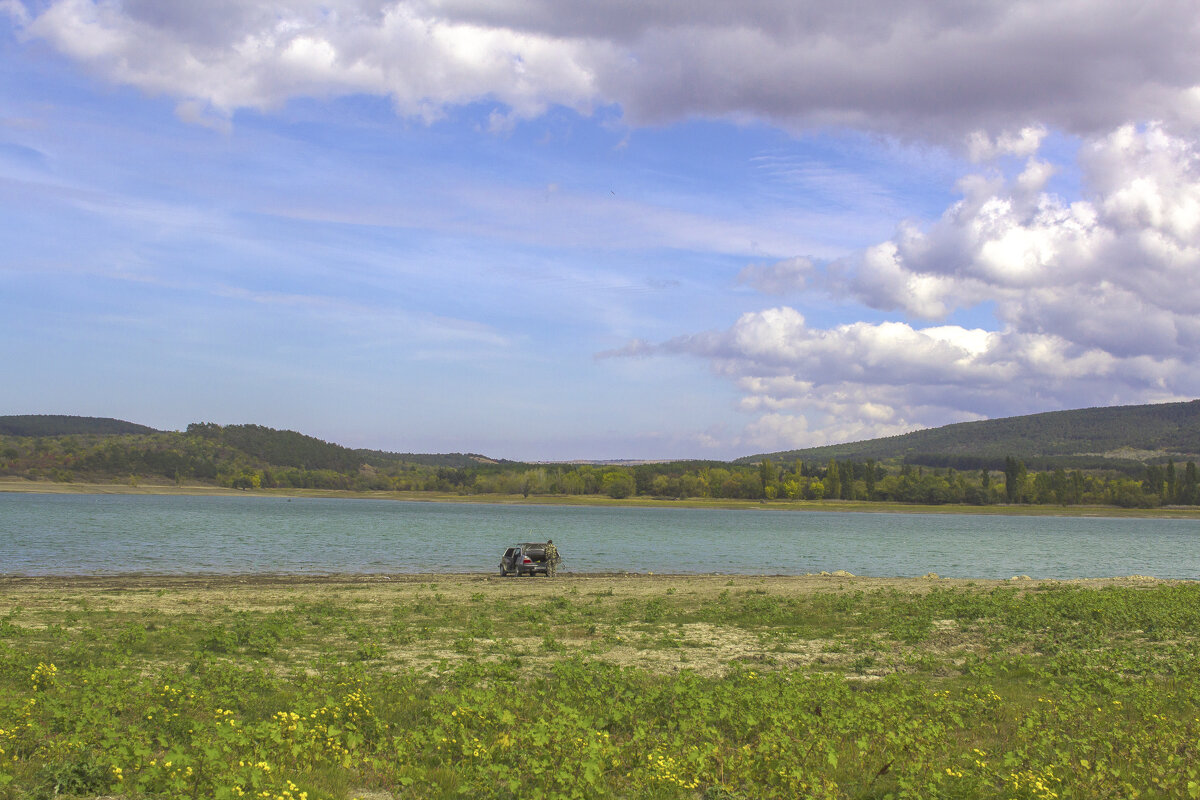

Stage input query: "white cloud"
[
  {"left": 838, "top": 123, "right": 1200, "bottom": 356},
  {"left": 743, "top": 411, "right": 921, "bottom": 451},
  {"left": 11, "top": 0, "right": 1200, "bottom": 139},
  {"left": 966, "top": 126, "right": 1048, "bottom": 162},
  {"left": 742, "top": 413, "right": 812, "bottom": 450},
  {"left": 665, "top": 309, "right": 1012, "bottom": 390},
  {"left": 737, "top": 256, "right": 813, "bottom": 295},
  {"left": 645, "top": 305, "right": 1192, "bottom": 447},
  {"left": 1, "top": 0, "right": 29, "bottom": 25},
  {"left": 174, "top": 99, "right": 233, "bottom": 133},
  {"left": 19, "top": 0, "right": 607, "bottom": 124},
  {"left": 612, "top": 123, "right": 1200, "bottom": 450}
]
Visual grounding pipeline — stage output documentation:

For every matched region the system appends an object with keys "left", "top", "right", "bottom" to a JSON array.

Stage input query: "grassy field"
[
  {"left": 1, "top": 573, "right": 1197, "bottom": 799},
  {"left": 5, "top": 477, "right": 1200, "bottom": 518}
]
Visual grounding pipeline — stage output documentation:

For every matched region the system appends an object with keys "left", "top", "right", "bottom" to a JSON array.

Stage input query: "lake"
[{"left": 1, "top": 492, "right": 1198, "bottom": 579}]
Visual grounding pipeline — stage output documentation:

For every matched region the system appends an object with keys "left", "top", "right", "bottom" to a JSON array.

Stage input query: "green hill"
[
  {"left": 185, "top": 422, "right": 498, "bottom": 470},
  {"left": 736, "top": 400, "right": 1200, "bottom": 469},
  {"left": 0, "top": 417, "right": 505, "bottom": 489},
  {"left": 0, "top": 415, "right": 160, "bottom": 437},
  {"left": 185, "top": 422, "right": 367, "bottom": 472}
]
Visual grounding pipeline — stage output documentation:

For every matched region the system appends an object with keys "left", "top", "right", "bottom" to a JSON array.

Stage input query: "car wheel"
[{"left": 500, "top": 566, "right": 507, "bottom": 577}]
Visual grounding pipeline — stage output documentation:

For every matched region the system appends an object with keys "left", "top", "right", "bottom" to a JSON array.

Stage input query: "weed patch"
[{"left": 0, "top": 576, "right": 1196, "bottom": 798}]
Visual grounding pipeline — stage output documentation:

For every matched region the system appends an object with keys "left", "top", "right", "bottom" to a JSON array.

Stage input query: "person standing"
[{"left": 545, "top": 539, "right": 559, "bottom": 577}]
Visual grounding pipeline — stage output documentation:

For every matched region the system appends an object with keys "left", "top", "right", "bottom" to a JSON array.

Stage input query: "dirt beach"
[{"left": 0, "top": 571, "right": 1175, "bottom": 617}]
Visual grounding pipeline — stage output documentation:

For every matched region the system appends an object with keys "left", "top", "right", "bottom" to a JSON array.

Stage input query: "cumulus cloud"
[
  {"left": 17, "top": 0, "right": 607, "bottom": 124},
  {"left": 737, "top": 256, "right": 813, "bottom": 295},
  {"left": 647, "top": 305, "right": 1191, "bottom": 448},
  {"left": 615, "top": 123, "right": 1200, "bottom": 449},
  {"left": 10, "top": 0, "right": 1200, "bottom": 138},
  {"left": 966, "top": 126, "right": 1048, "bottom": 163},
  {"left": 837, "top": 123, "right": 1200, "bottom": 356}
]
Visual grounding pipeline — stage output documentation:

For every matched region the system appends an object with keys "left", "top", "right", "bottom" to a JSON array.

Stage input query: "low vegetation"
[
  {"left": 1, "top": 574, "right": 1197, "bottom": 799},
  {"left": 5, "top": 406, "right": 1200, "bottom": 508}
]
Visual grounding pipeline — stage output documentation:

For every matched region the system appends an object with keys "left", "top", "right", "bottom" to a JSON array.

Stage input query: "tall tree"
[
  {"left": 758, "top": 458, "right": 776, "bottom": 497},
  {"left": 1145, "top": 464, "right": 1165, "bottom": 497},
  {"left": 1003, "top": 456, "right": 1026, "bottom": 503},
  {"left": 1185, "top": 462, "right": 1198, "bottom": 505},
  {"left": 825, "top": 459, "right": 841, "bottom": 500}
]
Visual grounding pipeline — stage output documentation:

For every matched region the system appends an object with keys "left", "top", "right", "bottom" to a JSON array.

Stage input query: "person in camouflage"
[{"left": 545, "top": 539, "right": 560, "bottom": 577}]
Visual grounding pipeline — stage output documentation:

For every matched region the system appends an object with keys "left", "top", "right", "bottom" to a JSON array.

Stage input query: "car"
[{"left": 499, "top": 542, "right": 550, "bottom": 576}]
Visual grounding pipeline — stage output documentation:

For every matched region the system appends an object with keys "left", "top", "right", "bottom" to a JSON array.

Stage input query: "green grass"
[{"left": 1, "top": 579, "right": 1199, "bottom": 798}]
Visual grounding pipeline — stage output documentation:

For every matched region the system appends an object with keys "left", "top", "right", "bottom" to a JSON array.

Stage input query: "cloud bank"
[
  {"left": 9, "top": 0, "right": 1200, "bottom": 138},
  {"left": 639, "top": 124, "right": 1200, "bottom": 449}
]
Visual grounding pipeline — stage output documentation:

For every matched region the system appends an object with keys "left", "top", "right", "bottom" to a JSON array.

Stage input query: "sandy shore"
[{"left": 0, "top": 571, "right": 1179, "bottom": 602}]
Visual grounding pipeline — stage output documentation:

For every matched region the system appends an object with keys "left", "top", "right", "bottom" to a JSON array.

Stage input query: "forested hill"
[
  {"left": 736, "top": 400, "right": 1200, "bottom": 469},
  {"left": 0, "top": 415, "right": 160, "bottom": 437},
  {"left": 0, "top": 418, "right": 501, "bottom": 489},
  {"left": 184, "top": 423, "right": 496, "bottom": 470}
]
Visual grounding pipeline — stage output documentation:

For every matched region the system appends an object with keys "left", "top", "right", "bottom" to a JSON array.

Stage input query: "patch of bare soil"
[
  {"left": 1, "top": 573, "right": 1185, "bottom": 680},
  {"left": 0, "top": 571, "right": 1181, "bottom": 614}
]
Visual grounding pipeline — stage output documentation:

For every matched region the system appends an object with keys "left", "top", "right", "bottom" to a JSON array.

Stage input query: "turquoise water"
[{"left": 1, "top": 492, "right": 1198, "bottom": 578}]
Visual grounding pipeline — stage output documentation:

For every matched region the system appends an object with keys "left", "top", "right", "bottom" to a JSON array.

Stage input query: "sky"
[{"left": 3, "top": 1, "right": 1200, "bottom": 461}]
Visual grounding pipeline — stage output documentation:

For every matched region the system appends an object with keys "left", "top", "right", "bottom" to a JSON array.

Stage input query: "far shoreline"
[{"left": 4, "top": 476, "right": 1200, "bottom": 519}]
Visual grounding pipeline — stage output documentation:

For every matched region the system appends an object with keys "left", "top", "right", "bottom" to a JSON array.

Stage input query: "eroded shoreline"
[{"left": 0, "top": 571, "right": 1181, "bottom": 596}]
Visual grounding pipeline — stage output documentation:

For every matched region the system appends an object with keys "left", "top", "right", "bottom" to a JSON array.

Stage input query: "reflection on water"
[{"left": 1, "top": 492, "right": 1198, "bottom": 579}]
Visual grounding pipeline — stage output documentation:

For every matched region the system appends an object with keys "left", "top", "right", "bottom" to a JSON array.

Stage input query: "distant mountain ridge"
[{"left": 736, "top": 400, "right": 1200, "bottom": 468}]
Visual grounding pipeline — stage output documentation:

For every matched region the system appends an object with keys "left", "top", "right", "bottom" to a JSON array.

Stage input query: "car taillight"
[{"left": 523, "top": 557, "right": 532, "bottom": 564}]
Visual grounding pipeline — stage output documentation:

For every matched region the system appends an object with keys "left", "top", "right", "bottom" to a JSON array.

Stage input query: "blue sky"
[{"left": 3, "top": 2, "right": 1200, "bottom": 460}]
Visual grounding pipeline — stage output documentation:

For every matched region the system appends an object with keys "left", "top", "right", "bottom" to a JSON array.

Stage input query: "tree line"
[{"left": 2, "top": 430, "right": 1198, "bottom": 508}]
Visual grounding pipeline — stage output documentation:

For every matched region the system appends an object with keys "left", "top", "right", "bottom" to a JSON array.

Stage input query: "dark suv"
[{"left": 500, "top": 543, "right": 550, "bottom": 576}]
